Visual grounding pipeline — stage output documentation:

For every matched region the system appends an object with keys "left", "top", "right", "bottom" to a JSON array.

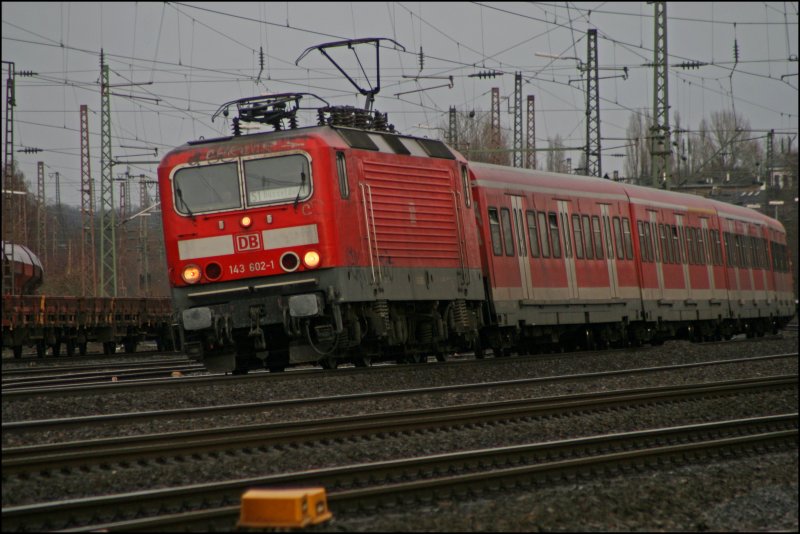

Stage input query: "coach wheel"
[
  {"left": 12, "top": 346, "right": 22, "bottom": 359},
  {"left": 434, "top": 352, "right": 447, "bottom": 362},
  {"left": 79, "top": 342, "right": 88, "bottom": 356},
  {"left": 36, "top": 341, "right": 45, "bottom": 358},
  {"left": 51, "top": 342, "right": 62, "bottom": 357},
  {"left": 65, "top": 340, "right": 76, "bottom": 357},
  {"left": 124, "top": 339, "right": 138, "bottom": 354},
  {"left": 103, "top": 341, "right": 116, "bottom": 355},
  {"left": 268, "top": 364, "right": 286, "bottom": 373}
]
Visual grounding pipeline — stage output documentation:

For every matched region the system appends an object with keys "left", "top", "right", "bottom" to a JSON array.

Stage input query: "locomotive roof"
[
  {"left": 165, "top": 125, "right": 463, "bottom": 162},
  {"left": 469, "top": 161, "right": 784, "bottom": 232}
]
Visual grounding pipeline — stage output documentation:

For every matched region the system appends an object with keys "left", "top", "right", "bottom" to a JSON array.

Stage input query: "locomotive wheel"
[
  {"left": 79, "top": 342, "right": 88, "bottom": 356},
  {"left": 36, "top": 341, "right": 45, "bottom": 358},
  {"left": 13, "top": 346, "right": 22, "bottom": 359},
  {"left": 51, "top": 342, "right": 61, "bottom": 357},
  {"left": 434, "top": 352, "right": 447, "bottom": 362},
  {"left": 65, "top": 340, "right": 76, "bottom": 357},
  {"left": 124, "top": 339, "right": 137, "bottom": 354},
  {"left": 103, "top": 341, "right": 116, "bottom": 355}
]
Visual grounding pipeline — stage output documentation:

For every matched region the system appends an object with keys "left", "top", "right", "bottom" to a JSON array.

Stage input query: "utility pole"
[
  {"left": 526, "top": 95, "right": 536, "bottom": 170},
  {"left": 80, "top": 104, "right": 96, "bottom": 296},
  {"left": 650, "top": 2, "right": 671, "bottom": 189},
  {"left": 513, "top": 72, "right": 523, "bottom": 168},
  {"left": 2, "top": 61, "right": 15, "bottom": 295},
  {"left": 585, "top": 29, "right": 601, "bottom": 177},
  {"left": 448, "top": 106, "right": 457, "bottom": 148},
  {"left": 37, "top": 161, "right": 45, "bottom": 267},
  {"left": 491, "top": 87, "right": 501, "bottom": 150},
  {"left": 99, "top": 49, "right": 117, "bottom": 297},
  {"left": 765, "top": 129, "right": 774, "bottom": 186},
  {"left": 138, "top": 178, "right": 151, "bottom": 296}
]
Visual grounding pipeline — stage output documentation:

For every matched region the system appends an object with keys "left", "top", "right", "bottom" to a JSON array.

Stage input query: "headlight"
[
  {"left": 303, "top": 250, "right": 321, "bottom": 269},
  {"left": 181, "top": 264, "right": 202, "bottom": 284}
]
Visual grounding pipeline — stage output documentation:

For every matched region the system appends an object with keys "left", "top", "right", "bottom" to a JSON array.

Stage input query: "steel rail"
[
  {"left": 3, "top": 375, "right": 796, "bottom": 477},
  {"left": 3, "top": 340, "right": 794, "bottom": 400},
  {"left": 0, "top": 357, "right": 193, "bottom": 377},
  {"left": 1, "top": 364, "right": 206, "bottom": 389},
  {"left": 4, "top": 414, "right": 796, "bottom": 532},
  {"left": 3, "top": 354, "right": 796, "bottom": 435}
]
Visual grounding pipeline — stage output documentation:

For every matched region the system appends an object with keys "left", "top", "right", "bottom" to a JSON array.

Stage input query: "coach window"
[
  {"left": 659, "top": 224, "right": 670, "bottom": 263},
  {"left": 637, "top": 222, "right": 645, "bottom": 261},
  {"left": 581, "top": 215, "right": 594, "bottom": 259},
  {"left": 538, "top": 212, "right": 551, "bottom": 258},
  {"left": 604, "top": 216, "right": 615, "bottom": 258},
  {"left": 245, "top": 154, "right": 311, "bottom": 206},
  {"left": 488, "top": 208, "right": 503, "bottom": 256},
  {"left": 515, "top": 209, "right": 527, "bottom": 257},
  {"left": 612, "top": 217, "right": 624, "bottom": 260},
  {"left": 686, "top": 227, "right": 695, "bottom": 264},
  {"left": 461, "top": 166, "right": 472, "bottom": 208},
  {"left": 622, "top": 218, "right": 633, "bottom": 260},
  {"left": 713, "top": 230, "right": 722, "bottom": 265},
  {"left": 651, "top": 223, "right": 660, "bottom": 262},
  {"left": 500, "top": 208, "right": 515, "bottom": 256},
  {"left": 592, "top": 216, "right": 604, "bottom": 260},
  {"left": 697, "top": 228, "right": 707, "bottom": 264},
  {"left": 548, "top": 212, "right": 562, "bottom": 258},
  {"left": 336, "top": 152, "right": 349, "bottom": 199},
  {"left": 173, "top": 161, "right": 240, "bottom": 214},
  {"left": 560, "top": 213, "right": 572, "bottom": 258},
  {"left": 527, "top": 211, "right": 540, "bottom": 258},
  {"left": 642, "top": 223, "right": 655, "bottom": 261},
  {"left": 572, "top": 214, "right": 584, "bottom": 259}
]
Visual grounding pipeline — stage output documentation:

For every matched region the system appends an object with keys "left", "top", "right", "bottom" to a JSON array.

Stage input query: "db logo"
[{"left": 235, "top": 233, "right": 262, "bottom": 252}]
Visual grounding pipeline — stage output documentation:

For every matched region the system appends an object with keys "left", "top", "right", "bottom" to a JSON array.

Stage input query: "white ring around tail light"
[
  {"left": 240, "top": 215, "right": 252, "bottom": 228},
  {"left": 303, "top": 250, "right": 321, "bottom": 269},
  {"left": 279, "top": 251, "right": 300, "bottom": 272},
  {"left": 181, "top": 264, "right": 202, "bottom": 284}
]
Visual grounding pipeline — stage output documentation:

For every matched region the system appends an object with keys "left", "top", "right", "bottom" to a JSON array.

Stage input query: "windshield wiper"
[
  {"left": 293, "top": 171, "right": 307, "bottom": 210},
  {"left": 175, "top": 187, "right": 194, "bottom": 219}
]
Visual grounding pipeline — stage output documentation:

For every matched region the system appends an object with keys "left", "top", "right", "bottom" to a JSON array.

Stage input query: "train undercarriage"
[{"left": 181, "top": 298, "right": 484, "bottom": 373}]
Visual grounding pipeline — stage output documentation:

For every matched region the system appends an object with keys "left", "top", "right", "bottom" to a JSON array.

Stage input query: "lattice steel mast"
[
  {"left": 80, "top": 104, "right": 96, "bottom": 296},
  {"left": 513, "top": 72, "right": 523, "bottom": 168},
  {"left": 99, "top": 50, "right": 117, "bottom": 296},
  {"left": 585, "top": 29, "right": 601, "bottom": 177},
  {"left": 650, "top": 2, "right": 671, "bottom": 188},
  {"left": 526, "top": 95, "right": 536, "bottom": 170}
]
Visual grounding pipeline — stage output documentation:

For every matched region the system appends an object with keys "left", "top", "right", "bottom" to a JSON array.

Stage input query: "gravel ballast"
[{"left": 2, "top": 332, "right": 797, "bottom": 531}]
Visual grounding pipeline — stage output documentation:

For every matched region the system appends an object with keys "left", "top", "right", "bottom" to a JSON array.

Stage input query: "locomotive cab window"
[
  {"left": 173, "top": 162, "right": 240, "bottom": 215},
  {"left": 244, "top": 154, "right": 311, "bottom": 206}
]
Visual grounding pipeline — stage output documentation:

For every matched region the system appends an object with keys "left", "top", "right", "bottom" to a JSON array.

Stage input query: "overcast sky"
[{"left": 2, "top": 2, "right": 798, "bottom": 207}]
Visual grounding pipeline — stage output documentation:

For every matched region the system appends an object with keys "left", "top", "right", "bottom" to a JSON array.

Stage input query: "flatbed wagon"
[{"left": 2, "top": 295, "right": 176, "bottom": 358}]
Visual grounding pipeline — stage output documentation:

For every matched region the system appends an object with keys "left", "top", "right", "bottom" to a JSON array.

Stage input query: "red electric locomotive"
[{"left": 158, "top": 94, "right": 484, "bottom": 372}]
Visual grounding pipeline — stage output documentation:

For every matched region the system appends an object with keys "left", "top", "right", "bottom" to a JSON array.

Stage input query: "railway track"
[
  {"left": 3, "top": 413, "right": 795, "bottom": 532},
  {"left": 0, "top": 360, "right": 206, "bottom": 390},
  {"left": 4, "top": 353, "right": 796, "bottom": 438},
  {"left": 2, "top": 345, "right": 796, "bottom": 402},
  {"left": 3, "top": 375, "right": 795, "bottom": 477}
]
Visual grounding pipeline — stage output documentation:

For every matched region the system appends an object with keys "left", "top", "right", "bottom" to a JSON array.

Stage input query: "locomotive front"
[{"left": 158, "top": 125, "right": 346, "bottom": 372}]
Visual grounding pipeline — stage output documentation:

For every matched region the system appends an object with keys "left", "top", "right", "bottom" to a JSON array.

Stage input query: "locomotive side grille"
[{"left": 362, "top": 161, "right": 460, "bottom": 262}]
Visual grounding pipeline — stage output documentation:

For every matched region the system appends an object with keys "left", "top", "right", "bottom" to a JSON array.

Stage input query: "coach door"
[
  {"left": 600, "top": 204, "right": 619, "bottom": 299},
  {"left": 557, "top": 200, "right": 579, "bottom": 300},
  {"left": 510, "top": 195, "right": 535, "bottom": 301}
]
